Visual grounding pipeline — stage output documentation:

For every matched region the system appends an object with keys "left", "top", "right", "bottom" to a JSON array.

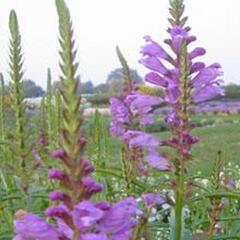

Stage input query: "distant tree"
[
  {"left": 93, "top": 83, "right": 109, "bottom": 94},
  {"left": 22, "top": 80, "right": 45, "bottom": 98},
  {"left": 81, "top": 81, "right": 94, "bottom": 94},
  {"left": 106, "top": 68, "right": 143, "bottom": 95},
  {"left": 223, "top": 84, "right": 240, "bottom": 99}
]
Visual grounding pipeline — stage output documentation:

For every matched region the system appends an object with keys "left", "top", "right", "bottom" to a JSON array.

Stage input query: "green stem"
[
  {"left": 73, "top": 229, "right": 79, "bottom": 240},
  {"left": 133, "top": 209, "right": 151, "bottom": 240},
  {"left": 175, "top": 160, "right": 185, "bottom": 240}
]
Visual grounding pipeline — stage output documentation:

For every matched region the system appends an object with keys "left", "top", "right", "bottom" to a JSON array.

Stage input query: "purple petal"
[
  {"left": 146, "top": 148, "right": 171, "bottom": 171},
  {"left": 192, "top": 64, "right": 223, "bottom": 87},
  {"left": 73, "top": 201, "right": 104, "bottom": 230},
  {"left": 141, "top": 35, "right": 171, "bottom": 60},
  {"left": 189, "top": 47, "right": 206, "bottom": 59},
  {"left": 142, "top": 193, "right": 165, "bottom": 207},
  {"left": 190, "top": 62, "right": 205, "bottom": 74},
  {"left": 14, "top": 212, "right": 59, "bottom": 240},
  {"left": 139, "top": 56, "right": 168, "bottom": 75},
  {"left": 193, "top": 84, "right": 224, "bottom": 103},
  {"left": 145, "top": 72, "right": 168, "bottom": 87},
  {"left": 124, "top": 130, "right": 161, "bottom": 147}
]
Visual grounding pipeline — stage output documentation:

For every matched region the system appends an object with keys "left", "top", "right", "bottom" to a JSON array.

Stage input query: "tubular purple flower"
[
  {"left": 38, "top": 134, "right": 48, "bottom": 147},
  {"left": 45, "top": 205, "right": 71, "bottom": 219},
  {"left": 124, "top": 130, "right": 161, "bottom": 147},
  {"left": 48, "top": 168, "right": 66, "bottom": 180},
  {"left": 142, "top": 193, "right": 166, "bottom": 207},
  {"left": 165, "top": 84, "right": 180, "bottom": 104},
  {"left": 164, "top": 111, "right": 182, "bottom": 126},
  {"left": 145, "top": 72, "right": 168, "bottom": 87},
  {"left": 191, "top": 64, "right": 223, "bottom": 88},
  {"left": 192, "top": 84, "right": 224, "bottom": 103},
  {"left": 181, "top": 131, "right": 199, "bottom": 145},
  {"left": 170, "top": 26, "right": 188, "bottom": 38},
  {"left": 52, "top": 149, "right": 65, "bottom": 159},
  {"left": 81, "top": 176, "right": 103, "bottom": 198},
  {"left": 189, "top": 47, "right": 206, "bottom": 60},
  {"left": 110, "top": 98, "right": 130, "bottom": 124},
  {"left": 14, "top": 210, "right": 59, "bottom": 240},
  {"left": 72, "top": 201, "right": 104, "bottom": 230},
  {"left": 139, "top": 56, "right": 168, "bottom": 75},
  {"left": 190, "top": 62, "right": 206, "bottom": 74},
  {"left": 186, "top": 35, "right": 197, "bottom": 45},
  {"left": 98, "top": 197, "right": 139, "bottom": 236},
  {"left": 56, "top": 218, "right": 73, "bottom": 239},
  {"left": 146, "top": 148, "right": 171, "bottom": 171},
  {"left": 82, "top": 158, "right": 95, "bottom": 175},
  {"left": 169, "top": 26, "right": 188, "bottom": 52},
  {"left": 126, "top": 93, "right": 162, "bottom": 111},
  {"left": 48, "top": 191, "right": 70, "bottom": 202},
  {"left": 81, "top": 234, "right": 108, "bottom": 240},
  {"left": 125, "top": 92, "right": 162, "bottom": 125},
  {"left": 141, "top": 35, "right": 172, "bottom": 61},
  {"left": 95, "top": 201, "right": 111, "bottom": 211},
  {"left": 226, "top": 180, "right": 235, "bottom": 188}
]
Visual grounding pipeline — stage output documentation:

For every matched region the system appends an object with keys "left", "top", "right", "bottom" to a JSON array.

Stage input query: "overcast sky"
[{"left": 0, "top": 0, "right": 239, "bottom": 88}]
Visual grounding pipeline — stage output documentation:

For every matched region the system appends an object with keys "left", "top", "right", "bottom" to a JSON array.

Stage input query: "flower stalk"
[
  {"left": 8, "top": 10, "right": 37, "bottom": 204},
  {"left": 136, "top": 0, "right": 224, "bottom": 239}
]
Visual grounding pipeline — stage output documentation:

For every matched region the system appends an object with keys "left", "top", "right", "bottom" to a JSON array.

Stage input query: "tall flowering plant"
[
  {"left": 116, "top": 0, "right": 224, "bottom": 239},
  {"left": 110, "top": 47, "right": 164, "bottom": 182},
  {"left": 110, "top": 48, "right": 169, "bottom": 239},
  {"left": 13, "top": 0, "right": 139, "bottom": 240}
]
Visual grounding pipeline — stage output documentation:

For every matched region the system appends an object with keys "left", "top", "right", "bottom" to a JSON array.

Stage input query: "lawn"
[
  {"left": 106, "top": 121, "right": 240, "bottom": 177},
  {"left": 190, "top": 123, "right": 240, "bottom": 175}
]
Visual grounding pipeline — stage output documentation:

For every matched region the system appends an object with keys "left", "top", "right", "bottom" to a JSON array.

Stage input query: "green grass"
[
  {"left": 161, "top": 123, "right": 240, "bottom": 176},
  {"left": 190, "top": 123, "right": 240, "bottom": 176},
  {"left": 106, "top": 122, "right": 240, "bottom": 177}
]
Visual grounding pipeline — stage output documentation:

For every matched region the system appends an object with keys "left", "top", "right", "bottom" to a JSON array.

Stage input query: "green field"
[
  {"left": 106, "top": 119, "right": 240, "bottom": 177},
  {"left": 190, "top": 123, "right": 240, "bottom": 175}
]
